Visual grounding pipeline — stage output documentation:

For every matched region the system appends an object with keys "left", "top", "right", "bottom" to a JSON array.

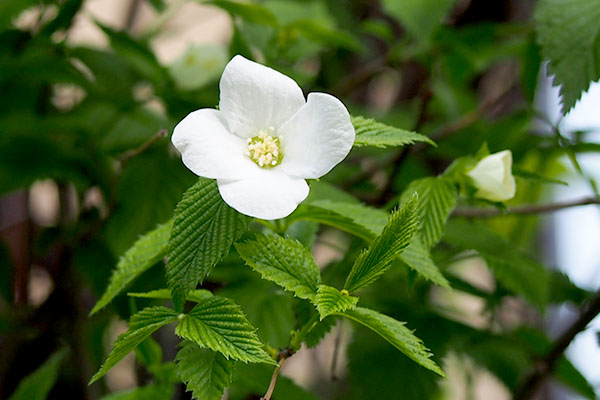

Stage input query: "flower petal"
[
  {"left": 172, "top": 108, "right": 258, "bottom": 180},
  {"left": 217, "top": 171, "right": 309, "bottom": 220},
  {"left": 219, "top": 55, "right": 306, "bottom": 138},
  {"left": 278, "top": 92, "right": 355, "bottom": 179}
]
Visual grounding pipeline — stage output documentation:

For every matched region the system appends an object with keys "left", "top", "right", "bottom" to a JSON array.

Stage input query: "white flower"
[
  {"left": 172, "top": 55, "right": 355, "bottom": 219},
  {"left": 466, "top": 150, "right": 516, "bottom": 202}
]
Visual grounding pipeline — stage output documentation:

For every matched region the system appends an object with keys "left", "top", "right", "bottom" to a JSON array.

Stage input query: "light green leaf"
[
  {"left": 207, "top": 0, "right": 278, "bottom": 27},
  {"left": 401, "top": 177, "right": 457, "bottom": 248},
  {"left": 315, "top": 285, "right": 359, "bottom": 320},
  {"left": 352, "top": 116, "right": 434, "bottom": 148},
  {"left": 90, "top": 307, "right": 178, "bottom": 384},
  {"left": 345, "top": 196, "right": 419, "bottom": 293},
  {"left": 176, "top": 342, "right": 235, "bottom": 400},
  {"left": 535, "top": 0, "right": 600, "bottom": 112},
  {"left": 235, "top": 234, "right": 321, "bottom": 301},
  {"left": 8, "top": 348, "right": 67, "bottom": 400},
  {"left": 339, "top": 307, "right": 445, "bottom": 376},
  {"left": 399, "top": 238, "right": 450, "bottom": 288},
  {"left": 128, "top": 289, "right": 213, "bottom": 303},
  {"left": 382, "top": 0, "right": 457, "bottom": 40},
  {"left": 91, "top": 221, "right": 172, "bottom": 315},
  {"left": 167, "top": 178, "right": 251, "bottom": 311},
  {"left": 175, "top": 296, "right": 274, "bottom": 365}
]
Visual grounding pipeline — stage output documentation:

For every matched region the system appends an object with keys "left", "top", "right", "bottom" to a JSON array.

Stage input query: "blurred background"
[{"left": 1, "top": 0, "right": 599, "bottom": 399}]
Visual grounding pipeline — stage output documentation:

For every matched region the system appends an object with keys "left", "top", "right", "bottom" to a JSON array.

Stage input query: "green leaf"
[
  {"left": 8, "top": 349, "right": 67, "bottom": 400},
  {"left": 167, "top": 178, "right": 251, "bottom": 311},
  {"left": 339, "top": 307, "right": 444, "bottom": 376},
  {"left": 535, "top": 0, "right": 600, "bottom": 112},
  {"left": 235, "top": 234, "right": 321, "bottom": 301},
  {"left": 304, "top": 316, "right": 338, "bottom": 348},
  {"left": 513, "top": 168, "right": 568, "bottom": 186},
  {"left": 399, "top": 238, "right": 450, "bottom": 288},
  {"left": 307, "top": 200, "right": 389, "bottom": 238},
  {"left": 382, "top": 0, "right": 457, "bottom": 40},
  {"left": 315, "top": 285, "right": 359, "bottom": 320},
  {"left": 91, "top": 222, "right": 172, "bottom": 315},
  {"left": 207, "top": 0, "right": 278, "bottom": 27},
  {"left": 90, "top": 307, "right": 178, "bottom": 384},
  {"left": 128, "top": 289, "right": 213, "bottom": 303},
  {"left": 344, "top": 196, "right": 419, "bottom": 293},
  {"left": 444, "top": 220, "right": 550, "bottom": 309},
  {"left": 401, "top": 177, "right": 457, "bottom": 248},
  {"left": 175, "top": 296, "right": 274, "bottom": 365},
  {"left": 352, "top": 116, "right": 434, "bottom": 148},
  {"left": 100, "top": 385, "right": 173, "bottom": 400},
  {"left": 289, "top": 203, "right": 376, "bottom": 241},
  {"left": 176, "top": 342, "right": 235, "bottom": 400}
]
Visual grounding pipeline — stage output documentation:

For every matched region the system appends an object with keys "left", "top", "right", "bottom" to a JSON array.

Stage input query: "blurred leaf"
[
  {"left": 0, "top": 0, "right": 37, "bottom": 31},
  {"left": 401, "top": 177, "right": 457, "bottom": 248},
  {"left": 352, "top": 116, "right": 435, "bottom": 148},
  {"left": 315, "top": 285, "right": 358, "bottom": 320},
  {"left": 207, "top": 0, "right": 278, "bottom": 27},
  {"left": 340, "top": 307, "right": 445, "bottom": 376},
  {"left": 91, "top": 221, "right": 171, "bottom": 315},
  {"left": 168, "top": 44, "right": 228, "bottom": 91},
  {"left": 134, "top": 337, "right": 162, "bottom": 367},
  {"left": 548, "top": 270, "right": 591, "bottom": 305},
  {"left": 175, "top": 342, "right": 235, "bottom": 400},
  {"left": 90, "top": 307, "right": 178, "bottom": 384},
  {"left": 175, "top": 296, "right": 274, "bottom": 364},
  {"left": 288, "top": 20, "right": 363, "bottom": 51},
  {"left": 445, "top": 220, "right": 550, "bottom": 309},
  {"left": 382, "top": 0, "right": 457, "bottom": 40},
  {"left": 8, "top": 348, "right": 67, "bottom": 400},
  {"left": 100, "top": 385, "right": 173, "bottom": 400},
  {"left": 236, "top": 234, "right": 321, "bottom": 301},
  {"left": 513, "top": 168, "right": 568, "bottom": 186},
  {"left": 535, "top": 0, "right": 600, "bottom": 112},
  {"left": 39, "top": 0, "right": 83, "bottom": 36},
  {"left": 167, "top": 178, "right": 251, "bottom": 311},
  {"left": 345, "top": 196, "right": 419, "bottom": 293},
  {"left": 304, "top": 315, "right": 337, "bottom": 348}
]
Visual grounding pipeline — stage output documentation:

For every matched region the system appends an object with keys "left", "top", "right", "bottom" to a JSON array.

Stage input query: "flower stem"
[{"left": 452, "top": 197, "right": 600, "bottom": 218}]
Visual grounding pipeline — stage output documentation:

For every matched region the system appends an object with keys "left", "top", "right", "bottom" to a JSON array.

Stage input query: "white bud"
[{"left": 466, "top": 150, "right": 516, "bottom": 202}]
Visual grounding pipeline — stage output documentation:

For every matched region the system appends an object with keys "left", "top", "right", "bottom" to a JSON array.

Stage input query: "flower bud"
[{"left": 466, "top": 150, "right": 516, "bottom": 202}]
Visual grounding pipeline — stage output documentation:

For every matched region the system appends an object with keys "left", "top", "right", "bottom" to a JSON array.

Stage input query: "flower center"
[{"left": 247, "top": 128, "right": 283, "bottom": 168}]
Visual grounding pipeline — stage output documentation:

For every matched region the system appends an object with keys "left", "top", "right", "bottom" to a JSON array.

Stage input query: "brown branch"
[
  {"left": 452, "top": 197, "right": 600, "bottom": 218},
  {"left": 261, "top": 351, "right": 290, "bottom": 400},
  {"left": 513, "top": 289, "right": 600, "bottom": 400},
  {"left": 118, "top": 128, "right": 168, "bottom": 166}
]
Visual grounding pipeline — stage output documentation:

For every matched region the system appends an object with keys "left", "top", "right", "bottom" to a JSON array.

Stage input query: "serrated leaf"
[
  {"left": 91, "top": 221, "right": 172, "bottom": 315},
  {"left": 444, "top": 220, "right": 550, "bottom": 309},
  {"left": 235, "top": 234, "right": 321, "bottom": 301},
  {"left": 167, "top": 178, "right": 251, "bottom": 311},
  {"left": 399, "top": 238, "right": 450, "bottom": 288},
  {"left": 176, "top": 342, "right": 235, "bottom": 400},
  {"left": 345, "top": 196, "right": 419, "bottom": 293},
  {"left": 352, "top": 115, "right": 434, "bottom": 148},
  {"left": 535, "top": 0, "right": 600, "bottom": 112},
  {"left": 339, "top": 307, "right": 445, "bottom": 376},
  {"left": 175, "top": 296, "right": 274, "bottom": 365},
  {"left": 401, "top": 177, "right": 457, "bottom": 248},
  {"left": 8, "top": 348, "right": 67, "bottom": 400},
  {"left": 315, "top": 285, "right": 358, "bottom": 320},
  {"left": 289, "top": 203, "right": 376, "bottom": 241},
  {"left": 90, "top": 307, "right": 178, "bottom": 384},
  {"left": 128, "top": 289, "right": 212, "bottom": 303}
]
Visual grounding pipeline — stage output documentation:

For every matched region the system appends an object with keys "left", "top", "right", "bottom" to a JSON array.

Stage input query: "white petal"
[
  {"left": 278, "top": 92, "right": 355, "bottom": 179},
  {"left": 219, "top": 55, "right": 305, "bottom": 138},
  {"left": 217, "top": 171, "right": 309, "bottom": 220},
  {"left": 172, "top": 108, "right": 259, "bottom": 180},
  {"left": 467, "top": 150, "right": 516, "bottom": 202}
]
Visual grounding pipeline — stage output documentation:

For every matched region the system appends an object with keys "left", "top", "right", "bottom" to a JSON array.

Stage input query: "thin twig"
[
  {"left": 452, "top": 197, "right": 600, "bottom": 218},
  {"left": 330, "top": 322, "right": 343, "bottom": 381},
  {"left": 513, "top": 289, "right": 600, "bottom": 400},
  {"left": 261, "top": 354, "right": 289, "bottom": 400},
  {"left": 118, "top": 128, "right": 168, "bottom": 166}
]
